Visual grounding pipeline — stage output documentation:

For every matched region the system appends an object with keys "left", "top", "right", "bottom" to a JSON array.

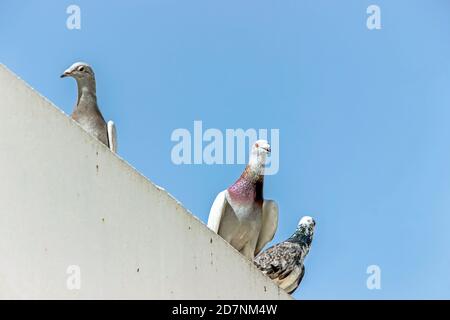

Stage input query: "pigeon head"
[
  {"left": 299, "top": 216, "right": 315, "bottom": 228},
  {"left": 247, "top": 140, "right": 271, "bottom": 176},
  {"left": 287, "top": 216, "right": 316, "bottom": 246},
  {"left": 61, "top": 62, "right": 95, "bottom": 81}
]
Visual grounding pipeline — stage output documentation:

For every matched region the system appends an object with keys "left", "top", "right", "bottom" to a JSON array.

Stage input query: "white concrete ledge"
[{"left": 0, "top": 64, "right": 291, "bottom": 300}]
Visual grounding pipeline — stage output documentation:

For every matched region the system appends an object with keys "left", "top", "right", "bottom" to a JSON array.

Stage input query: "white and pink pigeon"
[{"left": 207, "top": 140, "right": 278, "bottom": 260}]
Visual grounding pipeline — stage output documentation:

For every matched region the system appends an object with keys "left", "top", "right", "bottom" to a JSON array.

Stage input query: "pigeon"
[
  {"left": 61, "top": 62, "right": 117, "bottom": 152},
  {"left": 254, "top": 216, "right": 316, "bottom": 295},
  {"left": 207, "top": 140, "right": 278, "bottom": 260}
]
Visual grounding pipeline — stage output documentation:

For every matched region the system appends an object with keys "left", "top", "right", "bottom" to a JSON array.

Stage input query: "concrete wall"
[{"left": 0, "top": 64, "right": 290, "bottom": 300}]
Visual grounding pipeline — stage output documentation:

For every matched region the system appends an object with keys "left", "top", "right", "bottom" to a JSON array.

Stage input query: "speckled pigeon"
[
  {"left": 207, "top": 140, "right": 278, "bottom": 260},
  {"left": 254, "top": 216, "right": 316, "bottom": 294},
  {"left": 61, "top": 62, "right": 117, "bottom": 152}
]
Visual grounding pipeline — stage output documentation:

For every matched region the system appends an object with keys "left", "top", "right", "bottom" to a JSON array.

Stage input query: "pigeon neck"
[
  {"left": 241, "top": 164, "right": 265, "bottom": 184},
  {"left": 228, "top": 152, "right": 266, "bottom": 203},
  {"left": 247, "top": 151, "right": 266, "bottom": 177},
  {"left": 287, "top": 226, "right": 314, "bottom": 248},
  {"left": 76, "top": 78, "right": 97, "bottom": 107},
  {"left": 228, "top": 166, "right": 264, "bottom": 203}
]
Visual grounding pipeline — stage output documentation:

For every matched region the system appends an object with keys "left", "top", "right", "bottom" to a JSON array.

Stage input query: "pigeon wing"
[
  {"left": 254, "top": 200, "right": 279, "bottom": 255},
  {"left": 207, "top": 190, "right": 228, "bottom": 233},
  {"left": 255, "top": 242, "right": 302, "bottom": 279},
  {"left": 254, "top": 246, "right": 284, "bottom": 280},
  {"left": 107, "top": 120, "right": 118, "bottom": 153},
  {"left": 285, "top": 264, "right": 305, "bottom": 295}
]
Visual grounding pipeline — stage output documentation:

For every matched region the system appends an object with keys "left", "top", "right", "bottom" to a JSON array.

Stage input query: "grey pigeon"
[
  {"left": 254, "top": 216, "right": 316, "bottom": 294},
  {"left": 61, "top": 62, "right": 117, "bottom": 152},
  {"left": 207, "top": 140, "right": 278, "bottom": 260}
]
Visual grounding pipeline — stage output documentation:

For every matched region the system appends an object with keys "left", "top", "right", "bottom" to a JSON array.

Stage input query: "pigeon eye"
[
  {"left": 78, "top": 66, "right": 85, "bottom": 72},
  {"left": 255, "top": 143, "right": 259, "bottom": 148}
]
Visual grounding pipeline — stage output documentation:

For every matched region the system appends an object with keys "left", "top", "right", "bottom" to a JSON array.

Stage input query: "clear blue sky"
[{"left": 2, "top": 0, "right": 450, "bottom": 299}]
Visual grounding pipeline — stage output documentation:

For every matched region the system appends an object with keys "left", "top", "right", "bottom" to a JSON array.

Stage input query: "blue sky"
[{"left": 2, "top": 0, "right": 450, "bottom": 299}]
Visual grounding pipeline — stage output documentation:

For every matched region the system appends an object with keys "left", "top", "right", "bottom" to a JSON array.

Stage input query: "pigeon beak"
[{"left": 60, "top": 68, "right": 73, "bottom": 78}]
